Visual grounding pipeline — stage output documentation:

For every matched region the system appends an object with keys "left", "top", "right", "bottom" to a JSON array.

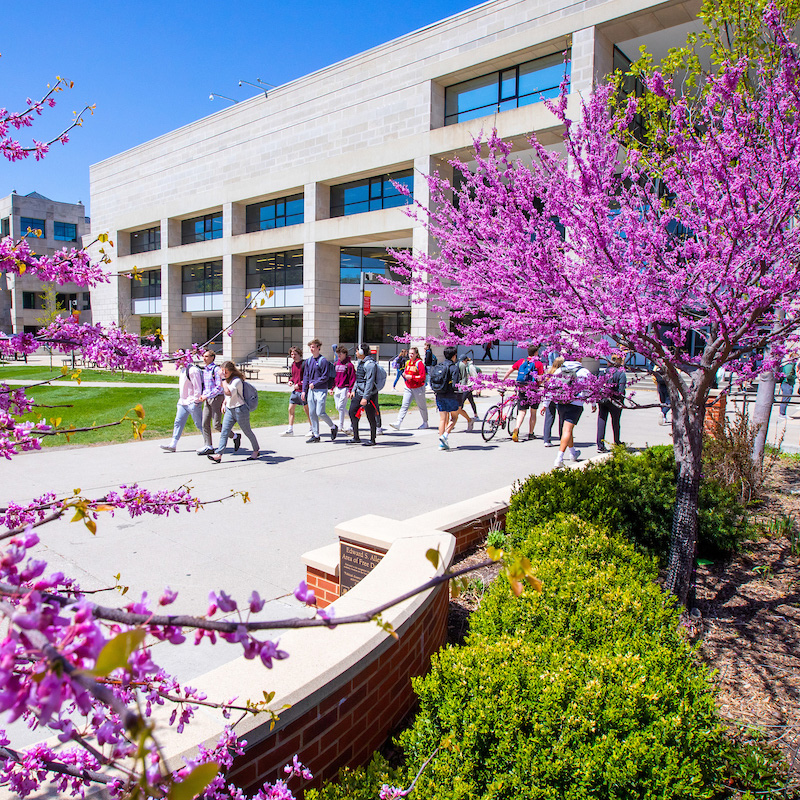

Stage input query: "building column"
[
  {"left": 0, "top": 272, "right": 13, "bottom": 334},
  {"left": 305, "top": 182, "right": 330, "bottom": 222},
  {"left": 161, "top": 263, "right": 192, "bottom": 353},
  {"left": 410, "top": 156, "right": 450, "bottom": 354},
  {"left": 570, "top": 27, "right": 613, "bottom": 98},
  {"left": 303, "top": 242, "right": 340, "bottom": 354},
  {"left": 223, "top": 253, "right": 254, "bottom": 361}
]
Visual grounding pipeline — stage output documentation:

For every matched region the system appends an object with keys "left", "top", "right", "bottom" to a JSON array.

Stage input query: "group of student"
[{"left": 161, "top": 341, "right": 628, "bottom": 464}]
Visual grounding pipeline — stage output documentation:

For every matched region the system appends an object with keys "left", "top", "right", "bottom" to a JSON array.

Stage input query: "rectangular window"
[
  {"left": 613, "top": 46, "right": 645, "bottom": 143},
  {"left": 22, "top": 292, "right": 43, "bottom": 310},
  {"left": 20, "top": 217, "right": 46, "bottom": 238},
  {"left": 130, "top": 269, "right": 162, "bottom": 299},
  {"left": 245, "top": 250, "right": 303, "bottom": 290},
  {"left": 330, "top": 171, "right": 413, "bottom": 217},
  {"left": 81, "top": 292, "right": 91, "bottom": 310},
  {"left": 130, "top": 226, "right": 161, "bottom": 254},
  {"left": 444, "top": 52, "right": 570, "bottom": 125},
  {"left": 182, "top": 262, "right": 222, "bottom": 295},
  {"left": 181, "top": 213, "right": 223, "bottom": 245},
  {"left": 245, "top": 194, "right": 304, "bottom": 233},
  {"left": 54, "top": 221, "right": 78, "bottom": 242},
  {"left": 339, "top": 247, "right": 409, "bottom": 285},
  {"left": 1, "top": 218, "right": 9, "bottom": 237},
  {"left": 338, "top": 310, "right": 411, "bottom": 345}
]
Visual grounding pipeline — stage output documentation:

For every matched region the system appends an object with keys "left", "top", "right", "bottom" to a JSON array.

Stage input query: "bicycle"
[{"left": 481, "top": 389, "right": 519, "bottom": 441}]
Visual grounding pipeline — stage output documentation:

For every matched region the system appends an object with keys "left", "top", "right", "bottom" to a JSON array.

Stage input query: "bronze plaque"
[{"left": 340, "top": 539, "right": 386, "bottom": 593}]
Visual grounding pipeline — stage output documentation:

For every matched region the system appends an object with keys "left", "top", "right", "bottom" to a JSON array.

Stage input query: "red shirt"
[
  {"left": 403, "top": 358, "right": 426, "bottom": 389},
  {"left": 290, "top": 359, "right": 304, "bottom": 390}
]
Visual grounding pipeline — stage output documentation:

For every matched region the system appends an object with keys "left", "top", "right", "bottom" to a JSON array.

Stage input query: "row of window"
[
  {"left": 132, "top": 247, "right": 408, "bottom": 299},
  {"left": 0, "top": 217, "right": 78, "bottom": 242},
  {"left": 21, "top": 291, "right": 91, "bottom": 310}
]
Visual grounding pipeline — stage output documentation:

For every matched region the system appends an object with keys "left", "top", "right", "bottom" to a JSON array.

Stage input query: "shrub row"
[{"left": 505, "top": 445, "right": 749, "bottom": 560}]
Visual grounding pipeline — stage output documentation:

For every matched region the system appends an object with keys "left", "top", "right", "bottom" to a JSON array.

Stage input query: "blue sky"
[{"left": 0, "top": 0, "right": 476, "bottom": 215}]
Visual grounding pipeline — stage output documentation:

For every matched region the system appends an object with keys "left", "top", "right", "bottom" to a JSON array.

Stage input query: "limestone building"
[
  {"left": 89, "top": 0, "right": 699, "bottom": 361},
  {"left": 0, "top": 191, "right": 92, "bottom": 335}
]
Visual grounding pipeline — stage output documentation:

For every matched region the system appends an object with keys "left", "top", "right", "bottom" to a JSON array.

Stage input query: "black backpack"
[{"left": 429, "top": 362, "right": 452, "bottom": 393}]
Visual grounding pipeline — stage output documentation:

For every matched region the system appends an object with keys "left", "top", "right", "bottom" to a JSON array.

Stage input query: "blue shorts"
[
  {"left": 436, "top": 395, "right": 460, "bottom": 413},
  {"left": 289, "top": 391, "right": 304, "bottom": 406}
]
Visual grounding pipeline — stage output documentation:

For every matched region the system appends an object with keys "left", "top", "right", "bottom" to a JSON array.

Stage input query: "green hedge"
[{"left": 505, "top": 446, "right": 748, "bottom": 560}]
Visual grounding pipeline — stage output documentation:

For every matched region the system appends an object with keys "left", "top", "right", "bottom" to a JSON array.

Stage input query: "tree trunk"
[
  {"left": 750, "top": 369, "right": 776, "bottom": 474},
  {"left": 663, "top": 392, "right": 704, "bottom": 607}
]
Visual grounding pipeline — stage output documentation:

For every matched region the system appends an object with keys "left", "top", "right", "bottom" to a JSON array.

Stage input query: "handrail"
[{"left": 239, "top": 342, "right": 271, "bottom": 364}]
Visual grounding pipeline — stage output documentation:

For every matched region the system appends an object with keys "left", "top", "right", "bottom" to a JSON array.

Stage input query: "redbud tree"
[{"left": 395, "top": 11, "right": 800, "bottom": 606}]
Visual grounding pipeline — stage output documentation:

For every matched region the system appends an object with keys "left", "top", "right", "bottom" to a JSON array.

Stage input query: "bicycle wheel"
[
  {"left": 481, "top": 405, "right": 502, "bottom": 441},
  {"left": 505, "top": 399, "right": 519, "bottom": 435}
]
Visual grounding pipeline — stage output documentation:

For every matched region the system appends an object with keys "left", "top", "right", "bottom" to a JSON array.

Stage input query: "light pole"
[{"left": 357, "top": 271, "right": 379, "bottom": 347}]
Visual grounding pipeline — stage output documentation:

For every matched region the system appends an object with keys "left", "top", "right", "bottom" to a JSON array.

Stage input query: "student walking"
[
  {"left": 778, "top": 360, "right": 796, "bottom": 418},
  {"left": 541, "top": 356, "right": 564, "bottom": 446},
  {"left": 390, "top": 346, "right": 428, "bottom": 430},
  {"left": 283, "top": 346, "right": 309, "bottom": 437},
  {"left": 429, "top": 346, "right": 461, "bottom": 450},
  {"left": 652, "top": 366, "right": 670, "bottom": 425},
  {"left": 331, "top": 345, "right": 356, "bottom": 433},
  {"left": 503, "top": 345, "right": 545, "bottom": 442},
  {"left": 423, "top": 342, "right": 437, "bottom": 386},
  {"left": 392, "top": 349, "right": 408, "bottom": 389},
  {"left": 197, "top": 349, "right": 235, "bottom": 455},
  {"left": 161, "top": 362, "right": 204, "bottom": 452},
  {"left": 458, "top": 355, "right": 480, "bottom": 423},
  {"left": 347, "top": 343, "right": 380, "bottom": 446},
  {"left": 302, "top": 338, "right": 338, "bottom": 443},
  {"left": 596, "top": 355, "right": 627, "bottom": 452},
  {"left": 542, "top": 356, "right": 591, "bottom": 468},
  {"left": 207, "top": 362, "right": 259, "bottom": 462}
]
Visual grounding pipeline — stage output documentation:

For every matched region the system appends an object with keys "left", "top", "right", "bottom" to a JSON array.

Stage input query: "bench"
[
  {"left": 242, "top": 368, "right": 260, "bottom": 381},
  {"left": 274, "top": 371, "right": 292, "bottom": 384}
]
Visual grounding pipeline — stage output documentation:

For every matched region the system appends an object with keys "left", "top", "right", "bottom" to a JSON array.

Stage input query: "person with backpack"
[
  {"left": 330, "top": 345, "right": 357, "bottom": 434},
  {"left": 778, "top": 359, "right": 797, "bottom": 418},
  {"left": 207, "top": 362, "right": 259, "bottom": 462},
  {"left": 458, "top": 355, "right": 480, "bottom": 424},
  {"left": 423, "top": 342, "right": 437, "bottom": 386},
  {"left": 390, "top": 345, "right": 428, "bottom": 430},
  {"left": 197, "top": 349, "right": 237, "bottom": 455},
  {"left": 282, "top": 346, "right": 310, "bottom": 437},
  {"left": 503, "top": 344, "right": 545, "bottom": 442},
  {"left": 347, "top": 343, "right": 380, "bottom": 446},
  {"left": 392, "top": 349, "right": 408, "bottom": 389},
  {"left": 596, "top": 354, "right": 627, "bottom": 452},
  {"left": 301, "top": 338, "right": 338, "bottom": 443},
  {"left": 430, "top": 346, "right": 461, "bottom": 450},
  {"left": 160, "top": 361, "right": 204, "bottom": 453},
  {"left": 541, "top": 355, "right": 591, "bottom": 468}
]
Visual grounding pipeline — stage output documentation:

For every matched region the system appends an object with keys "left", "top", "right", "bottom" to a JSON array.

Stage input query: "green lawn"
[
  {"left": 18, "top": 386, "right": 405, "bottom": 446},
  {"left": 0, "top": 365, "right": 179, "bottom": 384}
]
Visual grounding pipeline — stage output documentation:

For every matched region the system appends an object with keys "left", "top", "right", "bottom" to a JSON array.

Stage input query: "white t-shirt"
[{"left": 225, "top": 377, "right": 245, "bottom": 409}]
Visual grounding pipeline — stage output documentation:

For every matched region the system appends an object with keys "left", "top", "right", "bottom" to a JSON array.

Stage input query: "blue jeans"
[
  {"left": 215, "top": 406, "right": 259, "bottom": 454},
  {"left": 308, "top": 388, "right": 335, "bottom": 437},
  {"left": 780, "top": 381, "right": 794, "bottom": 416},
  {"left": 172, "top": 402, "right": 203, "bottom": 443}
]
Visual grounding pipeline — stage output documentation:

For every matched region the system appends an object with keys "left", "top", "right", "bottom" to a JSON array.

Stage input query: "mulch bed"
[{"left": 447, "top": 460, "right": 800, "bottom": 789}]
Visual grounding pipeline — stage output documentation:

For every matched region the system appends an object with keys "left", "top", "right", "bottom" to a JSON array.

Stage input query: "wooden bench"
[
  {"left": 242, "top": 368, "right": 260, "bottom": 381},
  {"left": 274, "top": 371, "right": 292, "bottom": 384}
]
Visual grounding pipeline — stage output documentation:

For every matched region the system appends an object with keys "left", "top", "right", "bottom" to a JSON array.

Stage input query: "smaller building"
[{"left": 0, "top": 191, "right": 92, "bottom": 335}]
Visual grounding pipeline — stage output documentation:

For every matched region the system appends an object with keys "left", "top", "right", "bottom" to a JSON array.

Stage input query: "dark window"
[
  {"left": 22, "top": 292, "right": 43, "bottom": 310},
  {"left": 255, "top": 313, "right": 303, "bottom": 353},
  {"left": 181, "top": 213, "right": 223, "bottom": 245},
  {"left": 1, "top": 218, "right": 9, "bottom": 237},
  {"left": 54, "top": 221, "right": 78, "bottom": 242},
  {"left": 131, "top": 270, "right": 162, "bottom": 299},
  {"left": 613, "top": 46, "right": 646, "bottom": 143},
  {"left": 81, "top": 292, "right": 91, "bottom": 310},
  {"left": 330, "top": 171, "right": 413, "bottom": 217},
  {"left": 130, "top": 226, "right": 161, "bottom": 254},
  {"left": 181, "top": 261, "right": 222, "bottom": 295},
  {"left": 444, "top": 52, "right": 570, "bottom": 125},
  {"left": 20, "top": 217, "right": 46, "bottom": 238},
  {"left": 339, "top": 247, "right": 409, "bottom": 285},
  {"left": 56, "top": 293, "right": 78, "bottom": 310},
  {"left": 245, "top": 194, "right": 304, "bottom": 232},
  {"left": 338, "top": 310, "right": 411, "bottom": 344},
  {"left": 245, "top": 250, "right": 303, "bottom": 290}
]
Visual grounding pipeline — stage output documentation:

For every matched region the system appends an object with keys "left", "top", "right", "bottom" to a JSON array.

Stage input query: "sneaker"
[
  {"left": 438, "top": 435, "right": 450, "bottom": 450},
  {"left": 330, "top": 425, "right": 339, "bottom": 442},
  {"left": 439, "top": 441, "right": 448, "bottom": 450},
  {"left": 418, "top": 423, "right": 429, "bottom": 429},
  {"left": 553, "top": 457, "right": 565, "bottom": 468},
  {"left": 467, "top": 418, "right": 474, "bottom": 432},
  {"left": 160, "top": 444, "right": 176, "bottom": 453},
  {"left": 511, "top": 428, "right": 519, "bottom": 442},
  {"left": 233, "top": 433, "right": 242, "bottom": 452},
  {"left": 196, "top": 446, "right": 213, "bottom": 455},
  {"left": 472, "top": 415, "right": 480, "bottom": 422},
  {"left": 281, "top": 429, "right": 294, "bottom": 437},
  {"left": 345, "top": 438, "right": 362, "bottom": 445},
  {"left": 544, "top": 441, "right": 557, "bottom": 447},
  {"left": 362, "top": 440, "right": 375, "bottom": 447},
  {"left": 389, "top": 423, "right": 401, "bottom": 431},
  {"left": 308, "top": 436, "right": 321, "bottom": 443},
  {"left": 376, "top": 427, "right": 385, "bottom": 435},
  {"left": 568, "top": 448, "right": 581, "bottom": 461}
]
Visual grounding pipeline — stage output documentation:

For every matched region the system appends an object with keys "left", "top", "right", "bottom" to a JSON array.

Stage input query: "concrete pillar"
[
  {"left": 223, "top": 253, "right": 254, "bottom": 361},
  {"left": 410, "top": 155, "right": 450, "bottom": 353},
  {"left": 165, "top": 217, "right": 182, "bottom": 249},
  {"left": 161, "top": 263, "right": 192, "bottom": 353},
  {"left": 0, "top": 272, "right": 12, "bottom": 334},
  {"left": 303, "top": 242, "right": 340, "bottom": 353},
  {"left": 224, "top": 202, "right": 246, "bottom": 238},
  {"left": 305, "top": 182, "right": 330, "bottom": 222},
  {"left": 570, "top": 27, "right": 612, "bottom": 97}
]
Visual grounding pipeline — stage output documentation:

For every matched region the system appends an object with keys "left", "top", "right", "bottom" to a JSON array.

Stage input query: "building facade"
[
  {"left": 89, "top": 0, "right": 699, "bottom": 360},
  {"left": 0, "top": 192, "right": 92, "bottom": 335}
]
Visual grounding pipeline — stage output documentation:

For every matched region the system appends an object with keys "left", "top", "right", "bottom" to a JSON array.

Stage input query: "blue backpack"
[{"left": 516, "top": 358, "right": 538, "bottom": 385}]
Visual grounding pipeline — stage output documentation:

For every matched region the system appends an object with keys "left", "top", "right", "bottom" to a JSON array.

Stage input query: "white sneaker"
[
  {"left": 554, "top": 455, "right": 565, "bottom": 468},
  {"left": 438, "top": 435, "right": 450, "bottom": 450},
  {"left": 376, "top": 427, "right": 385, "bottom": 435},
  {"left": 569, "top": 448, "right": 581, "bottom": 461},
  {"left": 160, "top": 444, "right": 176, "bottom": 453},
  {"left": 389, "top": 423, "right": 401, "bottom": 430},
  {"left": 472, "top": 415, "right": 480, "bottom": 422},
  {"left": 467, "top": 418, "right": 474, "bottom": 431},
  {"left": 418, "top": 423, "right": 428, "bottom": 429},
  {"left": 281, "top": 429, "right": 294, "bottom": 437}
]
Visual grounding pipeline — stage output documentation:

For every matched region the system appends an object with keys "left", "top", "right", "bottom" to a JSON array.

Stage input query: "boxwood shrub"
[{"left": 505, "top": 445, "right": 748, "bottom": 560}]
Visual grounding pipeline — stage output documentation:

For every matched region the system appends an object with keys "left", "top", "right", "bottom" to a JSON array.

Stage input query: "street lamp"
[
  {"left": 357, "top": 271, "right": 380, "bottom": 347},
  {"left": 209, "top": 93, "right": 236, "bottom": 104}
]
